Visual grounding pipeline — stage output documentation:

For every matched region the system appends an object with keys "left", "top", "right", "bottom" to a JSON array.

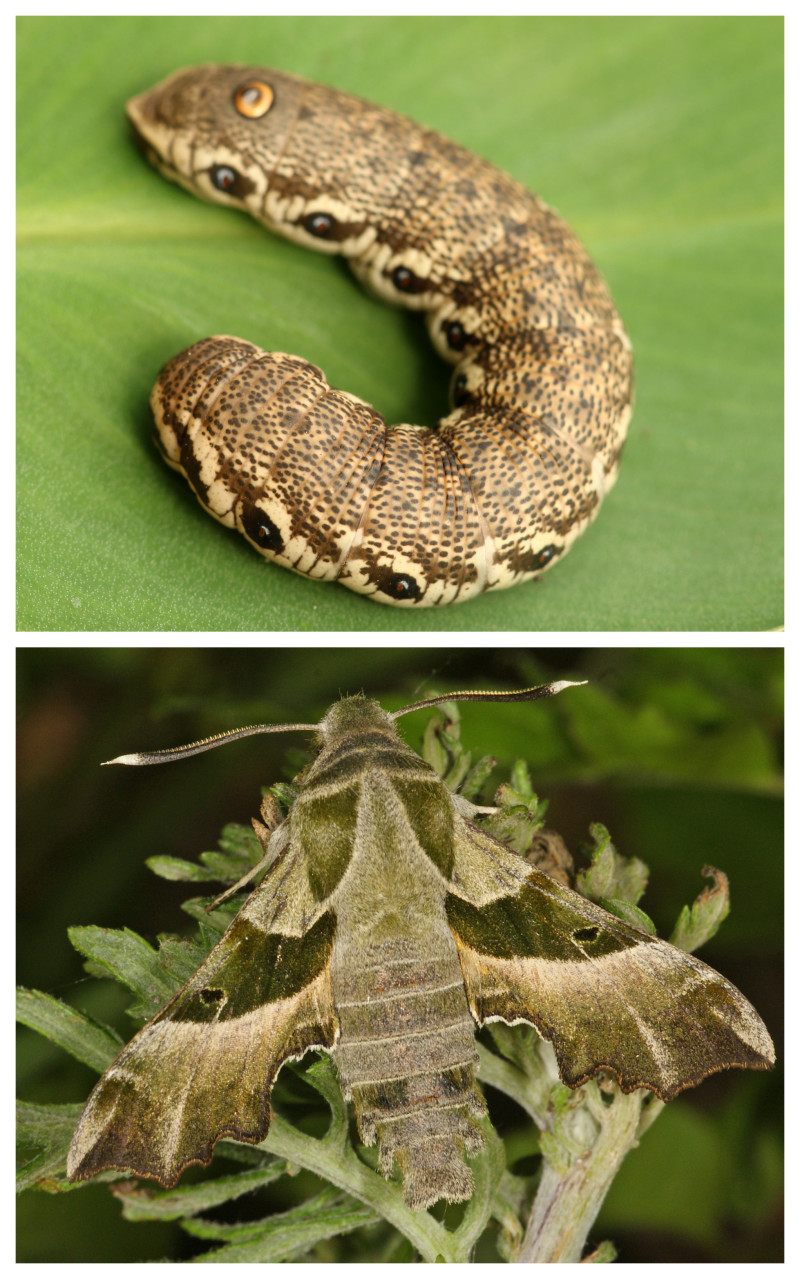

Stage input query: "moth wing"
[
  {"left": 446, "top": 866, "right": 774, "bottom": 1101},
  {"left": 67, "top": 887, "right": 337, "bottom": 1186}
]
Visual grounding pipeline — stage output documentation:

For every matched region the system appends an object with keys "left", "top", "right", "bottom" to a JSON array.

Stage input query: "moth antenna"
[
  {"left": 391, "top": 679, "right": 587, "bottom": 719},
  {"left": 102, "top": 721, "right": 319, "bottom": 766}
]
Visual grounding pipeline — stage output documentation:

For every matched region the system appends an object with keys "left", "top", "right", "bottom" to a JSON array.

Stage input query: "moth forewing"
[
  {"left": 445, "top": 862, "right": 774, "bottom": 1101},
  {"left": 68, "top": 684, "right": 774, "bottom": 1210},
  {"left": 66, "top": 857, "right": 339, "bottom": 1186}
]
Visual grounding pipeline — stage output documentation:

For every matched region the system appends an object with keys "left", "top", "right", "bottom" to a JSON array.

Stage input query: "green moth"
[{"left": 67, "top": 684, "right": 774, "bottom": 1210}]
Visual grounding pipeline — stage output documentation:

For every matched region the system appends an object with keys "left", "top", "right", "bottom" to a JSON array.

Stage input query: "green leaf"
[
  {"left": 16, "top": 987, "right": 122, "bottom": 1072},
  {"left": 216, "top": 822, "right": 267, "bottom": 866},
  {"left": 67, "top": 925, "right": 186, "bottom": 1020},
  {"left": 17, "top": 15, "right": 782, "bottom": 630},
  {"left": 460, "top": 753, "right": 498, "bottom": 801},
  {"left": 583, "top": 1240, "right": 618, "bottom": 1263},
  {"left": 146, "top": 855, "right": 222, "bottom": 883},
  {"left": 450, "top": 1117, "right": 506, "bottom": 1257},
  {"left": 16, "top": 1101, "right": 83, "bottom": 1193},
  {"left": 597, "top": 897, "right": 657, "bottom": 935},
  {"left": 146, "top": 824, "right": 263, "bottom": 884},
  {"left": 670, "top": 866, "right": 731, "bottom": 953},
  {"left": 180, "top": 1188, "right": 380, "bottom": 1263},
  {"left": 112, "top": 1163, "right": 289, "bottom": 1222},
  {"left": 576, "top": 825, "right": 649, "bottom": 906}
]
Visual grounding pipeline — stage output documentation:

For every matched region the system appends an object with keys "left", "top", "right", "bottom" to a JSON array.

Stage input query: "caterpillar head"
[{"left": 126, "top": 64, "right": 303, "bottom": 215}]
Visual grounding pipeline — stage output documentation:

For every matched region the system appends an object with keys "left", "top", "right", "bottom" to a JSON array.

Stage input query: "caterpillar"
[{"left": 126, "top": 66, "right": 633, "bottom": 607}]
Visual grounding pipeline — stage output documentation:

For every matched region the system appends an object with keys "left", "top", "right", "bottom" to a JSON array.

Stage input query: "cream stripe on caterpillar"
[{"left": 127, "top": 66, "right": 633, "bottom": 607}]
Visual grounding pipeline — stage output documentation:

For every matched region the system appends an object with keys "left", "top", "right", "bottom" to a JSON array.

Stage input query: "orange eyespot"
[{"left": 234, "top": 81, "right": 275, "bottom": 119}]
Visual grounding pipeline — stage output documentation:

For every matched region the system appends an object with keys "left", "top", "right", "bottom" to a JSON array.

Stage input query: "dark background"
[{"left": 17, "top": 646, "right": 783, "bottom": 1261}]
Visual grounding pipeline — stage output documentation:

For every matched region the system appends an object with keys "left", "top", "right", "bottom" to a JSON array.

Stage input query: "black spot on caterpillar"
[{"left": 127, "top": 66, "right": 634, "bottom": 607}]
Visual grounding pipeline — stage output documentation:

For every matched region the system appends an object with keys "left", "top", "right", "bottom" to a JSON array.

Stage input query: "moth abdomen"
[
  {"left": 331, "top": 935, "right": 486, "bottom": 1208},
  {"left": 369, "top": 1085, "right": 485, "bottom": 1213},
  {"left": 346, "top": 1068, "right": 486, "bottom": 1212}
]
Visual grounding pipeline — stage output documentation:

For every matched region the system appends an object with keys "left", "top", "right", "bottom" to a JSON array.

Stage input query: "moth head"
[
  {"left": 102, "top": 681, "right": 586, "bottom": 769},
  {"left": 315, "top": 694, "right": 396, "bottom": 747}
]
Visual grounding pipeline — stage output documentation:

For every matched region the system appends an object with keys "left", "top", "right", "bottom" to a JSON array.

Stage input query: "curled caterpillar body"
[{"left": 128, "top": 65, "right": 633, "bottom": 607}]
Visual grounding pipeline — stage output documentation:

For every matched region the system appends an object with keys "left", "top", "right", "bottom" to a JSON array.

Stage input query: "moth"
[
  {"left": 67, "top": 684, "right": 773, "bottom": 1210},
  {"left": 125, "top": 66, "right": 633, "bottom": 606}
]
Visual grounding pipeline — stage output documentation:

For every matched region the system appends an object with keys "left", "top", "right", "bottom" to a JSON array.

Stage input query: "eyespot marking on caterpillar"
[
  {"left": 391, "top": 264, "right": 427, "bottom": 295},
  {"left": 234, "top": 80, "right": 275, "bottom": 119},
  {"left": 373, "top": 569, "right": 422, "bottom": 603},
  {"left": 240, "top": 503, "right": 284, "bottom": 555},
  {"left": 126, "top": 65, "right": 634, "bottom": 607},
  {"left": 303, "top": 211, "right": 336, "bottom": 239},
  {"left": 208, "top": 164, "right": 255, "bottom": 200},
  {"left": 444, "top": 320, "right": 468, "bottom": 352}
]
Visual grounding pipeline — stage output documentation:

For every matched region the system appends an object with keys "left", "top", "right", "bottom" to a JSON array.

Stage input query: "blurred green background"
[
  {"left": 17, "top": 647, "right": 782, "bottom": 1261},
  {"left": 17, "top": 14, "right": 782, "bottom": 631}
]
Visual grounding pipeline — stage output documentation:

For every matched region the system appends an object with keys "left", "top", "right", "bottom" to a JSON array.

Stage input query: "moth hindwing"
[{"left": 67, "top": 686, "right": 774, "bottom": 1211}]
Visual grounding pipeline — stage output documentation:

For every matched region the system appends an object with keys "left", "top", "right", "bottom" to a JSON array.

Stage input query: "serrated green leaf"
[
  {"left": 16, "top": 1101, "right": 83, "bottom": 1193},
  {"left": 578, "top": 826, "right": 649, "bottom": 906},
  {"left": 216, "top": 823, "right": 265, "bottom": 864},
  {"left": 610, "top": 857, "right": 649, "bottom": 907},
  {"left": 155, "top": 933, "right": 211, "bottom": 986},
  {"left": 495, "top": 786, "right": 530, "bottom": 810},
  {"left": 577, "top": 826, "right": 615, "bottom": 897},
  {"left": 269, "top": 783, "right": 300, "bottom": 810},
  {"left": 146, "top": 824, "right": 264, "bottom": 885},
  {"left": 510, "top": 759, "right": 534, "bottom": 799},
  {"left": 199, "top": 850, "right": 251, "bottom": 880},
  {"left": 180, "top": 897, "right": 241, "bottom": 933},
  {"left": 451, "top": 1118, "right": 506, "bottom": 1256},
  {"left": 584, "top": 1239, "right": 618, "bottom": 1263},
  {"left": 67, "top": 925, "right": 183, "bottom": 1020},
  {"left": 182, "top": 1188, "right": 380, "bottom": 1262},
  {"left": 597, "top": 897, "right": 657, "bottom": 935},
  {"left": 146, "top": 855, "right": 221, "bottom": 883},
  {"left": 422, "top": 714, "right": 451, "bottom": 777},
  {"left": 460, "top": 752, "right": 497, "bottom": 800},
  {"left": 669, "top": 866, "right": 731, "bottom": 953},
  {"left": 113, "top": 1163, "right": 288, "bottom": 1221},
  {"left": 16, "top": 987, "right": 122, "bottom": 1072}
]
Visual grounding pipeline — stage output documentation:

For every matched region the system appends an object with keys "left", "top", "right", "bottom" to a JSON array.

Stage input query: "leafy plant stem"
[
  {"left": 262, "top": 1114, "right": 463, "bottom": 1263},
  {"left": 518, "top": 1087, "right": 644, "bottom": 1263}
]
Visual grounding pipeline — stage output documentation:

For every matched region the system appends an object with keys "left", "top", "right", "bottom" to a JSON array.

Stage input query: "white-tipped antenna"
[
  {"left": 103, "top": 681, "right": 587, "bottom": 765},
  {"left": 102, "top": 720, "right": 319, "bottom": 766},
  {"left": 391, "top": 679, "right": 587, "bottom": 719}
]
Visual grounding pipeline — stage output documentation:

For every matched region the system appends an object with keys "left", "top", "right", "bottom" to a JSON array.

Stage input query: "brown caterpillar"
[{"left": 127, "top": 66, "right": 633, "bottom": 606}]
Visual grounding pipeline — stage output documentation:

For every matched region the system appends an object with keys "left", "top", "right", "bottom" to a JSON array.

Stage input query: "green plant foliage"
[
  {"left": 17, "top": 16, "right": 782, "bottom": 630},
  {"left": 16, "top": 989, "right": 122, "bottom": 1074},
  {"left": 15, "top": 818, "right": 625, "bottom": 1256}
]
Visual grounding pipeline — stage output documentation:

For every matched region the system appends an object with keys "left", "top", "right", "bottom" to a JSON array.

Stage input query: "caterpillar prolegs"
[{"left": 127, "top": 66, "right": 633, "bottom": 607}]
